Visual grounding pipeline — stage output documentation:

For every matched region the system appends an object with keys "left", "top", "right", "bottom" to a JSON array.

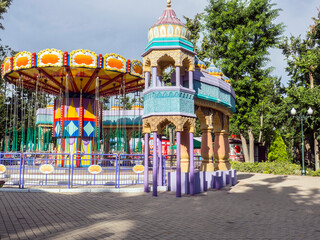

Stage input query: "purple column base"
[{"left": 167, "top": 170, "right": 238, "bottom": 194}]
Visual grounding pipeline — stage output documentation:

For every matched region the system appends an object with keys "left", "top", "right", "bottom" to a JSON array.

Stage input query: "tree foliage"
[{"left": 204, "top": 0, "right": 284, "bottom": 161}]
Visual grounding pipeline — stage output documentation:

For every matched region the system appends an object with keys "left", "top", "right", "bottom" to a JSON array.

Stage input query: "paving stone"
[{"left": 1, "top": 173, "right": 320, "bottom": 239}]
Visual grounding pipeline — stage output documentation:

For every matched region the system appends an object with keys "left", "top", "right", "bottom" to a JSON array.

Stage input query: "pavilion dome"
[
  {"left": 195, "top": 56, "right": 206, "bottom": 70},
  {"left": 222, "top": 75, "right": 231, "bottom": 84},
  {"left": 206, "top": 62, "right": 223, "bottom": 77},
  {"left": 147, "top": 0, "right": 192, "bottom": 44}
]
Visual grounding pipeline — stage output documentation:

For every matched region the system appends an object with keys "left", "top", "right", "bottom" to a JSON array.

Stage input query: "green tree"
[
  {"left": 0, "top": 1, "right": 13, "bottom": 148},
  {"left": 268, "top": 130, "right": 289, "bottom": 162},
  {"left": 204, "top": 0, "right": 284, "bottom": 162},
  {"left": 280, "top": 9, "right": 320, "bottom": 170}
]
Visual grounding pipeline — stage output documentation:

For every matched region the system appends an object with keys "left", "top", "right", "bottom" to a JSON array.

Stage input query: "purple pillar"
[
  {"left": 158, "top": 135, "right": 163, "bottom": 186},
  {"left": 145, "top": 72, "right": 150, "bottom": 90},
  {"left": 176, "top": 131, "right": 181, "bottom": 197},
  {"left": 152, "top": 132, "right": 158, "bottom": 197},
  {"left": 189, "top": 132, "right": 194, "bottom": 195},
  {"left": 189, "top": 71, "right": 193, "bottom": 90},
  {"left": 176, "top": 66, "right": 181, "bottom": 87},
  {"left": 152, "top": 67, "right": 157, "bottom": 88},
  {"left": 144, "top": 133, "right": 149, "bottom": 193}
]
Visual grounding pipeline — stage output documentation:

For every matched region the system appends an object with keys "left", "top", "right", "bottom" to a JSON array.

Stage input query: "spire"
[{"left": 167, "top": 0, "right": 171, "bottom": 8}]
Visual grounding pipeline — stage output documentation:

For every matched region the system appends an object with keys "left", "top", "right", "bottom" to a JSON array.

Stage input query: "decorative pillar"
[
  {"left": 145, "top": 72, "right": 150, "bottom": 90},
  {"left": 176, "top": 131, "right": 181, "bottom": 197},
  {"left": 157, "top": 134, "right": 163, "bottom": 186},
  {"left": 200, "top": 128, "right": 214, "bottom": 172},
  {"left": 189, "top": 71, "right": 193, "bottom": 90},
  {"left": 144, "top": 133, "right": 149, "bottom": 192},
  {"left": 189, "top": 132, "right": 194, "bottom": 195},
  {"left": 180, "top": 129, "right": 190, "bottom": 172},
  {"left": 176, "top": 66, "right": 181, "bottom": 87},
  {"left": 152, "top": 67, "right": 157, "bottom": 88},
  {"left": 214, "top": 130, "right": 231, "bottom": 170},
  {"left": 152, "top": 132, "right": 158, "bottom": 196}
]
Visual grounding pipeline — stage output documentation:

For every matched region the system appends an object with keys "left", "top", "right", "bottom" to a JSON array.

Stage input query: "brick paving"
[{"left": 1, "top": 173, "right": 320, "bottom": 239}]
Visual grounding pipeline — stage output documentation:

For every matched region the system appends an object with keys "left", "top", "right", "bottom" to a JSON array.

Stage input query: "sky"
[{"left": 1, "top": 0, "right": 319, "bottom": 86}]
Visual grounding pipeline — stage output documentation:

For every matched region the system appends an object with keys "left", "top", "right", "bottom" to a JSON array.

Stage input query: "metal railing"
[
  {"left": 117, "top": 154, "right": 144, "bottom": 188},
  {"left": 21, "top": 153, "right": 71, "bottom": 188},
  {"left": 71, "top": 153, "right": 118, "bottom": 188},
  {"left": 0, "top": 153, "right": 22, "bottom": 188},
  {"left": 0, "top": 152, "right": 203, "bottom": 189}
]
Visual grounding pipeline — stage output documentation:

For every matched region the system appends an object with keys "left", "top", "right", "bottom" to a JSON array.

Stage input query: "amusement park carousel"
[
  {"left": 0, "top": 0, "right": 237, "bottom": 196},
  {"left": 2, "top": 50, "right": 144, "bottom": 157}
]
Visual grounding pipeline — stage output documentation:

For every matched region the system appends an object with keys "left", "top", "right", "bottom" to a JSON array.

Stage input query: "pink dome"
[{"left": 151, "top": 4, "right": 185, "bottom": 27}]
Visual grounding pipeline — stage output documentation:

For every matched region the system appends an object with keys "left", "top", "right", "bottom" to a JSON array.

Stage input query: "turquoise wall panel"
[
  {"left": 193, "top": 80, "right": 236, "bottom": 112},
  {"left": 144, "top": 90, "right": 194, "bottom": 115}
]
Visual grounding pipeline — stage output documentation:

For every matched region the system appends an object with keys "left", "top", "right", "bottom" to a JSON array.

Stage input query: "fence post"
[
  {"left": 117, "top": 154, "right": 121, "bottom": 188},
  {"left": 114, "top": 154, "right": 117, "bottom": 188},
  {"left": 19, "top": 153, "right": 22, "bottom": 189},
  {"left": 21, "top": 154, "right": 26, "bottom": 189},
  {"left": 68, "top": 153, "right": 72, "bottom": 189}
]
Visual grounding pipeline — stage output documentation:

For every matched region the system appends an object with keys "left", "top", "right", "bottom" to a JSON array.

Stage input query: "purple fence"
[
  {"left": 0, "top": 152, "right": 204, "bottom": 189},
  {"left": 21, "top": 153, "right": 71, "bottom": 188},
  {"left": 0, "top": 153, "right": 22, "bottom": 188},
  {"left": 117, "top": 154, "right": 144, "bottom": 188},
  {"left": 71, "top": 153, "right": 118, "bottom": 187},
  {"left": 194, "top": 155, "right": 202, "bottom": 169},
  {"left": 163, "top": 155, "right": 176, "bottom": 170}
]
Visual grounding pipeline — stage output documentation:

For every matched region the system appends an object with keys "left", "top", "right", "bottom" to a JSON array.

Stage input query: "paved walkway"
[{"left": 1, "top": 173, "right": 320, "bottom": 240}]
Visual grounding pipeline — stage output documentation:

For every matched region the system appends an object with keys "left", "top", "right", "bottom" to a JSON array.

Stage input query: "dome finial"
[{"left": 167, "top": 0, "right": 171, "bottom": 8}]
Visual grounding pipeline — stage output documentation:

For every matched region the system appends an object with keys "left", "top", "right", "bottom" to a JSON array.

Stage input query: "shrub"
[
  {"left": 230, "top": 160, "right": 301, "bottom": 175},
  {"left": 308, "top": 169, "right": 320, "bottom": 177},
  {"left": 268, "top": 130, "right": 289, "bottom": 162}
]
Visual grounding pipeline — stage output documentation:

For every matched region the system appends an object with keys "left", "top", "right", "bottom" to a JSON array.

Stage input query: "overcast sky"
[{"left": 1, "top": 0, "right": 319, "bottom": 86}]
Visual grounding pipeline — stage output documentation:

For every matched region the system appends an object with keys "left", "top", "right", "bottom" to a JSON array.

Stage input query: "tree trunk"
[
  {"left": 315, "top": 132, "right": 320, "bottom": 170},
  {"left": 305, "top": 139, "right": 312, "bottom": 167},
  {"left": 258, "top": 114, "right": 263, "bottom": 143},
  {"left": 309, "top": 68, "right": 314, "bottom": 89},
  {"left": 248, "top": 128, "right": 255, "bottom": 163},
  {"left": 240, "top": 132, "right": 250, "bottom": 163}
]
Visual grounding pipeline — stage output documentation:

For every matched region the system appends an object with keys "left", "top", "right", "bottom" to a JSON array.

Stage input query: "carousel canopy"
[{"left": 2, "top": 49, "right": 144, "bottom": 97}]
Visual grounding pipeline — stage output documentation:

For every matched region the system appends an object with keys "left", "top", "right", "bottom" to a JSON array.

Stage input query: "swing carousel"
[{"left": 1, "top": 50, "right": 144, "bottom": 163}]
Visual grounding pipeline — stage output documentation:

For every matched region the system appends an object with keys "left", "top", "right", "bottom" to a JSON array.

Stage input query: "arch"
[
  {"left": 157, "top": 118, "right": 177, "bottom": 134},
  {"left": 148, "top": 29, "right": 154, "bottom": 42},
  {"left": 167, "top": 25, "right": 174, "bottom": 36},
  {"left": 182, "top": 118, "right": 196, "bottom": 133},
  {"left": 174, "top": 26, "right": 181, "bottom": 37},
  {"left": 157, "top": 53, "right": 175, "bottom": 71},
  {"left": 144, "top": 58, "right": 151, "bottom": 72},
  {"left": 153, "top": 27, "right": 159, "bottom": 38},
  {"left": 182, "top": 57, "right": 193, "bottom": 72},
  {"left": 160, "top": 26, "right": 166, "bottom": 37},
  {"left": 142, "top": 120, "right": 151, "bottom": 134}
]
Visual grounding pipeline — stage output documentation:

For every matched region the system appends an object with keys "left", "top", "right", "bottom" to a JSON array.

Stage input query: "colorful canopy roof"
[
  {"left": 145, "top": 0, "right": 193, "bottom": 53},
  {"left": 195, "top": 56, "right": 206, "bottom": 70},
  {"left": 151, "top": 0, "right": 185, "bottom": 27},
  {"left": 206, "top": 62, "right": 223, "bottom": 77},
  {"left": 2, "top": 49, "right": 144, "bottom": 97}
]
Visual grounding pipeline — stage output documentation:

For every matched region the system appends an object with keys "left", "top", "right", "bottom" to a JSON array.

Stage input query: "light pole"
[{"left": 290, "top": 107, "right": 313, "bottom": 176}]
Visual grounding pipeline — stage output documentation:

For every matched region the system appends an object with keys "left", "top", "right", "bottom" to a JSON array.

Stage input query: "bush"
[
  {"left": 230, "top": 160, "right": 301, "bottom": 175},
  {"left": 268, "top": 130, "right": 289, "bottom": 162},
  {"left": 308, "top": 169, "right": 320, "bottom": 177}
]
